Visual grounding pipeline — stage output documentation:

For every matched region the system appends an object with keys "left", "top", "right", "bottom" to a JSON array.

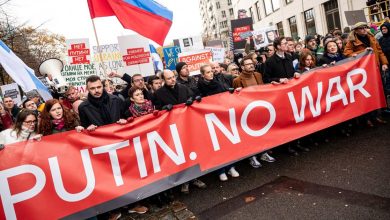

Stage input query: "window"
[
  {"left": 264, "top": 0, "right": 273, "bottom": 15},
  {"left": 228, "top": 0, "right": 232, "bottom": 6},
  {"left": 255, "top": 1, "right": 261, "bottom": 21},
  {"left": 229, "top": 8, "right": 234, "bottom": 16},
  {"left": 263, "top": 0, "right": 280, "bottom": 15},
  {"left": 249, "top": 7, "right": 254, "bottom": 22},
  {"left": 288, "top": 16, "right": 298, "bottom": 40},
  {"left": 304, "top": 9, "right": 316, "bottom": 35},
  {"left": 324, "top": 0, "right": 341, "bottom": 32},
  {"left": 286, "top": 0, "right": 293, "bottom": 4},
  {"left": 277, "top": 21, "right": 284, "bottom": 37},
  {"left": 216, "top": 2, "right": 220, "bottom": 9},
  {"left": 221, "top": 10, "right": 226, "bottom": 18}
]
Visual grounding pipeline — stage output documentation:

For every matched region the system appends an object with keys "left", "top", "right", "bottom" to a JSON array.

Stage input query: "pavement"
[{"left": 121, "top": 114, "right": 390, "bottom": 220}]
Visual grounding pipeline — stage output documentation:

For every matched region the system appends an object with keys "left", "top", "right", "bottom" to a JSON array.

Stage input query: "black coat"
[
  {"left": 263, "top": 53, "right": 296, "bottom": 83},
  {"left": 78, "top": 93, "right": 125, "bottom": 127},
  {"left": 379, "top": 22, "right": 390, "bottom": 61},
  {"left": 153, "top": 84, "right": 194, "bottom": 110},
  {"left": 197, "top": 77, "right": 227, "bottom": 97},
  {"left": 214, "top": 73, "right": 233, "bottom": 90},
  {"left": 317, "top": 53, "right": 345, "bottom": 66}
]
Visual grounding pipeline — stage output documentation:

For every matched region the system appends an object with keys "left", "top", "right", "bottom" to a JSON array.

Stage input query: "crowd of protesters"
[{"left": 1, "top": 21, "right": 390, "bottom": 219}]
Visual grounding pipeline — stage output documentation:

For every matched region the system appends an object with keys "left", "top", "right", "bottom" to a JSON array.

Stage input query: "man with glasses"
[
  {"left": 175, "top": 62, "right": 200, "bottom": 95},
  {"left": 233, "top": 56, "right": 275, "bottom": 167},
  {"left": 132, "top": 73, "right": 151, "bottom": 100},
  {"left": 263, "top": 37, "right": 300, "bottom": 84},
  {"left": 344, "top": 22, "right": 389, "bottom": 125},
  {"left": 344, "top": 22, "right": 388, "bottom": 71}
]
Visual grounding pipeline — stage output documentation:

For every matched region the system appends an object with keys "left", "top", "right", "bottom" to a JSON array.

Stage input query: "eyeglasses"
[
  {"left": 23, "top": 120, "right": 37, "bottom": 125},
  {"left": 356, "top": 26, "right": 368, "bottom": 30},
  {"left": 133, "top": 78, "right": 144, "bottom": 83},
  {"left": 232, "top": 68, "right": 239, "bottom": 71}
]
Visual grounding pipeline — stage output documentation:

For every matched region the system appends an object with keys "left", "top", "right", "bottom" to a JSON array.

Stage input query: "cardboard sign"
[
  {"left": 252, "top": 26, "right": 278, "bottom": 50},
  {"left": 0, "top": 83, "right": 21, "bottom": 105},
  {"left": 66, "top": 38, "right": 91, "bottom": 65},
  {"left": 118, "top": 35, "right": 154, "bottom": 77},
  {"left": 163, "top": 46, "right": 181, "bottom": 71},
  {"left": 230, "top": 17, "right": 254, "bottom": 50},
  {"left": 173, "top": 36, "right": 204, "bottom": 52},
  {"left": 61, "top": 64, "right": 96, "bottom": 93},
  {"left": 92, "top": 44, "right": 125, "bottom": 85},
  {"left": 178, "top": 50, "right": 212, "bottom": 75},
  {"left": 205, "top": 47, "right": 225, "bottom": 63}
]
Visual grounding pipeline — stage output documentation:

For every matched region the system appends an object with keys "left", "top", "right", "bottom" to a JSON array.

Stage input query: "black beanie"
[
  {"left": 175, "top": 62, "right": 187, "bottom": 73},
  {"left": 305, "top": 35, "right": 315, "bottom": 45}
]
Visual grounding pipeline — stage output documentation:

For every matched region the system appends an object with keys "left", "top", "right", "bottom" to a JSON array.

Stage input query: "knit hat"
[
  {"left": 323, "top": 36, "right": 337, "bottom": 49},
  {"left": 175, "top": 62, "right": 187, "bottom": 73},
  {"left": 353, "top": 22, "right": 368, "bottom": 30},
  {"left": 304, "top": 35, "right": 315, "bottom": 44}
]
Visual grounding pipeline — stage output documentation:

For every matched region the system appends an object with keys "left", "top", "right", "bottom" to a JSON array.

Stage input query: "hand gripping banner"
[{"left": 0, "top": 53, "right": 386, "bottom": 219}]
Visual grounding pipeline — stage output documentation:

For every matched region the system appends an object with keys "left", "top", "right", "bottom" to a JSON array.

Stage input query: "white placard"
[
  {"left": 252, "top": 27, "right": 278, "bottom": 50},
  {"left": 174, "top": 35, "right": 204, "bottom": 52},
  {"left": 1, "top": 83, "right": 21, "bottom": 105},
  {"left": 178, "top": 50, "right": 212, "bottom": 76},
  {"left": 118, "top": 35, "right": 154, "bottom": 77},
  {"left": 66, "top": 38, "right": 91, "bottom": 65},
  {"left": 205, "top": 47, "right": 226, "bottom": 63}
]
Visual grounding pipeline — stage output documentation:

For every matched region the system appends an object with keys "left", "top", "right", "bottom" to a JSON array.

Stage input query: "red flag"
[{"left": 87, "top": 0, "right": 173, "bottom": 45}]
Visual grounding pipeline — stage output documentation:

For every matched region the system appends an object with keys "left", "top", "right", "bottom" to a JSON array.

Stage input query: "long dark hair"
[
  {"left": 38, "top": 99, "right": 79, "bottom": 136},
  {"left": 13, "top": 109, "right": 37, "bottom": 138}
]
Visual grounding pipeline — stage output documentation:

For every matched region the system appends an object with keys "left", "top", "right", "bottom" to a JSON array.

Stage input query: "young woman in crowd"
[
  {"left": 298, "top": 50, "right": 317, "bottom": 73},
  {"left": 38, "top": 99, "right": 84, "bottom": 135},
  {"left": 226, "top": 63, "right": 240, "bottom": 78},
  {"left": 317, "top": 37, "right": 345, "bottom": 66},
  {"left": 127, "top": 86, "right": 154, "bottom": 118},
  {"left": 0, "top": 109, "right": 41, "bottom": 147}
]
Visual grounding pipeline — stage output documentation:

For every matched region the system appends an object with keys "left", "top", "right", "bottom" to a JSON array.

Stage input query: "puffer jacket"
[{"left": 344, "top": 30, "right": 388, "bottom": 66}]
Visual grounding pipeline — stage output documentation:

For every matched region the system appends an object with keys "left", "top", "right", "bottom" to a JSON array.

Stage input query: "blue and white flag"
[
  {"left": 0, "top": 40, "right": 52, "bottom": 101},
  {"left": 149, "top": 44, "right": 163, "bottom": 72}
]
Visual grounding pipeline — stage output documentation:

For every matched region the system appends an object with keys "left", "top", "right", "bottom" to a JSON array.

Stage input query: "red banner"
[{"left": 0, "top": 53, "right": 385, "bottom": 220}]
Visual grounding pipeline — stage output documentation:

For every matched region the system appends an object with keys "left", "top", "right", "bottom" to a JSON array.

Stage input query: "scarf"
[
  {"left": 52, "top": 118, "right": 65, "bottom": 131},
  {"left": 356, "top": 34, "right": 371, "bottom": 48},
  {"left": 87, "top": 90, "right": 112, "bottom": 124},
  {"left": 128, "top": 100, "right": 154, "bottom": 117},
  {"left": 326, "top": 53, "right": 344, "bottom": 62}
]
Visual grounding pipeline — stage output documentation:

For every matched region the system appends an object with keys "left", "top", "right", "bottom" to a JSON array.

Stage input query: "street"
[{"left": 172, "top": 115, "right": 390, "bottom": 220}]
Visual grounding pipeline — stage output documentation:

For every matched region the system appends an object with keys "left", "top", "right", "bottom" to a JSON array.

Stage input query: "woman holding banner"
[
  {"left": 0, "top": 109, "right": 41, "bottom": 148},
  {"left": 38, "top": 99, "right": 84, "bottom": 135}
]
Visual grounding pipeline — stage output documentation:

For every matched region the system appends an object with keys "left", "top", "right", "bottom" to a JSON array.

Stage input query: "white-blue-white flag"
[
  {"left": 149, "top": 44, "right": 163, "bottom": 72},
  {"left": 0, "top": 40, "right": 52, "bottom": 101}
]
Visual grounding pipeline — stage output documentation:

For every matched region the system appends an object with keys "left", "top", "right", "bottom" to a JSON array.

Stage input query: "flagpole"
[{"left": 91, "top": 19, "right": 108, "bottom": 78}]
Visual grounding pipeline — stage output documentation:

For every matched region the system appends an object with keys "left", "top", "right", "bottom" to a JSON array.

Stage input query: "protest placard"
[
  {"left": 252, "top": 26, "right": 278, "bottom": 50},
  {"left": 118, "top": 35, "right": 154, "bottom": 77},
  {"left": 230, "top": 17, "right": 254, "bottom": 50},
  {"left": 60, "top": 64, "right": 96, "bottom": 93},
  {"left": 173, "top": 35, "right": 204, "bottom": 52},
  {"left": 66, "top": 38, "right": 91, "bottom": 65},
  {"left": 205, "top": 47, "right": 225, "bottom": 63},
  {"left": 0, "top": 83, "right": 21, "bottom": 105},
  {"left": 178, "top": 50, "right": 212, "bottom": 75},
  {"left": 163, "top": 46, "right": 181, "bottom": 71},
  {"left": 92, "top": 44, "right": 125, "bottom": 85}
]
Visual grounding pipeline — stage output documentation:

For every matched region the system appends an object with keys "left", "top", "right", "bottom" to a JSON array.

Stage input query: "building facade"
[
  {"left": 199, "top": 0, "right": 235, "bottom": 50},
  {"left": 231, "top": 0, "right": 367, "bottom": 41}
]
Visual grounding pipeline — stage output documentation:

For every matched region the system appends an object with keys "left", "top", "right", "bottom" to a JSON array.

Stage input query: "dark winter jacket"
[
  {"left": 153, "top": 84, "right": 194, "bottom": 110},
  {"left": 263, "top": 53, "right": 296, "bottom": 83},
  {"left": 214, "top": 73, "right": 233, "bottom": 90},
  {"left": 379, "top": 22, "right": 390, "bottom": 61},
  {"left": 197, "top": 77, "right": 227, "bottom": 97},
  {"left": 78, "top": 91, "right": 125, "bottom": 127},
  {"left": 317, "top": 53, "right": 345, "bottom": 66},
  {"left": 177, "top": 76, "right": 200, "bottom": 96}
]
